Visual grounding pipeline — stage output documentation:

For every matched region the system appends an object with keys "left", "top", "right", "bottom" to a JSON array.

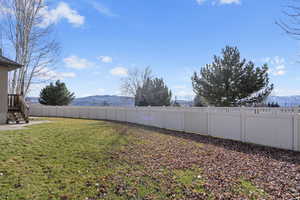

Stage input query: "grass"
[
  {"left": 233, "top": 179, "right": 268, "bottom": 200},
  {"left": 0, "top": 118, "right": 131, "bottom": 199},
  {"left": 0, "top": 118, "right": 277, "bottom": 199}
]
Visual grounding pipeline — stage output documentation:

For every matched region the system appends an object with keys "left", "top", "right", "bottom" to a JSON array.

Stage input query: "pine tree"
[
  {"left": 39, "top": 80, "right": 75, "bottom": 106},
  {"left": 102, "top": 101, "right": 110, "bottom": 106},
  {"left": 193, "top": 95, "right": 206, "bottom": 107},
  {"left": 135, "top": 78, "right": 172, "bottom": 106},
  {"left": 192, "top": 46, "right": 273, "bottom": 107},
  {"left": 268, "top": 102, "right": 280, "bottom": 107}
]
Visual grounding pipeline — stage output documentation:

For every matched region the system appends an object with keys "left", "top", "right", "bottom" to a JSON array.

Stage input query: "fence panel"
[
  {"left": 245, "top": 114, "right": 294, "bottom": 150},
  {"left": 116, "top": 108, "right": 127, "bottom": 122},
  {"left": 29, "top": 105, "right": 40, "bottom": 116},
  {"left": 93, "top": 107, "right": 106, "bottom": 120},
  {"left": 70, "top": 107, "right": 79, "bottom": 118},
  {"left": 148, "top": 109, "right": 164, "bottom": 128},
  {"left": 298, "top": 117, "right": 300, "bottom": 151},
  {"left": 56, "top": 106, "right": 65, "bottom": 117},
  {"left": 210, "top": 111, "right": 242, "bottom": 141},
  {"left": 136, "top": 108, "right": 150, "bottom": 126},
  {"left": 29, "top": 105, "right": 300, "bottom": 151},
  {"left": 47, "top": 106, "right": 57, "bottom": 117},
  {"left": 78, "top": 107, "right": 88, "bottom": 119},
  {"left": 106, "top": 108, "right": 116, "bottom": 121},
  {"left": 88, "top": 107, "right": 97, "bottom": 119},
  {"left": 163, "top": 109, "right": 185, "bottom": 131},
  {"left": 184, "top": 108, "right": 208, "bottom": 134},
  {"left": 126, "top": 108, "right": 137, "bottom": 123}
]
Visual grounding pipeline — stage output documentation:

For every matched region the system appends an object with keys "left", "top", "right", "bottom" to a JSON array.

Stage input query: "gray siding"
[{"left": 0, "top": 67, "right": 8, "bottom": 124}]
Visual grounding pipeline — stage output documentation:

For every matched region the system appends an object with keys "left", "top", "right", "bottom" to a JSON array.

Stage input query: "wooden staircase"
[{"left": 7, "top": 94, "right": 29, "bottom": 124}]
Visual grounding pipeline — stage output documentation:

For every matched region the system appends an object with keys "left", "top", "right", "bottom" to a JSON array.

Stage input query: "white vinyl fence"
[{"left": 29, "top": 105, "right": 300, "bottom": 152}]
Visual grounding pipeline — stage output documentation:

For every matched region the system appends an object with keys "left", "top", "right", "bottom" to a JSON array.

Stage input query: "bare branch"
[
  {"left": 1, "top": 0, "right": 61, "bottom": 96},
  {"left": 277, "top": 0, "right": 300, "bottom": 39},
  {"left": 120, "top": 66, "right": 153, "bottom": 97}
]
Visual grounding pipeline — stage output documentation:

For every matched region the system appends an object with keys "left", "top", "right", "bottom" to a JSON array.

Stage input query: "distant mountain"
[
  {"left": 175, "top": 100, "right": 193, "bottom": 107},
  {"left": 267, "top": 96, "right": 300, "bottom": 107},
  {"left": 26, "top": 97, "right": 39, "bottom": 104},
  {"left": 26, "top": 95, "right": 300, "bottom": 107},
  {"left": 72, "top": 95, "right": 135, "bottom": 107},
  {"left": 26, "top": 95, "right": 135, "bottom": 107}
]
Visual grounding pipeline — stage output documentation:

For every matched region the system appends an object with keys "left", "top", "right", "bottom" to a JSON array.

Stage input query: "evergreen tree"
[
  {"left": 268, "top": 102, "right": 280, "bottom": 107},
  {"left": 102, "top": 101, "right": 110, "bottom": 106},
  {"left": 193, "top": 95, "right": 206, "bottom": 107},
  {"left": 192, "top": 46, "right": 273, "bottom": 107},
  {"left": 172, "top": 101, "right": 181, "bottom": 107},
  {"left": 135, "top": 78, "right": 172, "bottom": 106},
  {"left": 39, "top": 80, "right": 75, "bottom": 106}
]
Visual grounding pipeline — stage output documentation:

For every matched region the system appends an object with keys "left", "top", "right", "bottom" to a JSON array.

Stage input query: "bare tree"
[
  {"left": 0, "top": 0, "right": 60, "bottom": 96},
  {"left": 276, "top": 0, "right": 300, "bottom": 39},
  {"left": 121, "top": 66, "right": 152, "bottom": 97}
]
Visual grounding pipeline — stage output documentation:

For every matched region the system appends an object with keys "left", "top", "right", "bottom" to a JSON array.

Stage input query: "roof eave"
[
  {"left": 0, "top": 55, "right": 23, "bottom": 71},
  {"left": 7, "top": 64, "right": 23, "bottom": 71},
  {"left": 0, "top": 63, "right": 23, "bottom": 71}
]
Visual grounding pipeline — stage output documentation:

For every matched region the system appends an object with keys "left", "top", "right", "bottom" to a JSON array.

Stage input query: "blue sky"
[{"left": 24, "top": 0, "right": 300, "bottom": 99}]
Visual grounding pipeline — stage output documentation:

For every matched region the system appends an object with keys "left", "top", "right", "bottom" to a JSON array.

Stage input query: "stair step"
[
  {"left": 7, "top": 94, "right": 29, "bottom": 124},
  {"left": 7, "top": 111, "right": 28, "bottom": 124}
]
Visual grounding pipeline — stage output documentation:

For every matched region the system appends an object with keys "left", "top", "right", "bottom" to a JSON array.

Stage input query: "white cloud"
[
  {"left": 0, "top": 6, "right": 13, "bottom": 16},
  {"left": 219, "top": 0, "right": 240, "bottom": 4},
  {"left": 271, "top": 56, "right": 285, "bottom": 65},
  {"left": 110, "top": 67, "right": 128, "bottom": 76},
  {"left": 36, "top": 67, "right": 76, "bottom": 80},
  {"left": 64, "top": 55, "right": 94, "bottom": 69},
  {"left": 263, "top": 56, "right": 287, "bottom": 76},
  {"left": 273, "top": 64, "right": 286, "bottom": 76},
  {"left": 58, "top": 72, "right": 76, "bottom": 79},
  {"left": 98, "top": 56, "right": 113, "bottom": 63},
  {"left": 273, "top": 69, "right": 286, "bottom": 76},
  {"left": 90, "top": 1, "right": 118, "bottom": 17},
  {"left": 261, "top": 57, "right": 271, "bottom": 63},
  {"left": 28, "top": 69, "right": 76, "bottom": 96},
  {"left": 39, "top": 2, "right": 85, "bottom": 27},
  {"left": 196, "top": 0, "right": 206, "bottom": 4},
  {"left": 196, "top": 0, "right": 241, "bottom": 5}
]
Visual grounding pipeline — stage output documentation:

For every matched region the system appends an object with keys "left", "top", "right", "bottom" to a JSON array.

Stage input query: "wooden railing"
[
  {"left": 8, "top": 94, "right": 29, "bottom": 121},
  {"left": 8, "top": 94, "right": 20, "bottom": 110}
]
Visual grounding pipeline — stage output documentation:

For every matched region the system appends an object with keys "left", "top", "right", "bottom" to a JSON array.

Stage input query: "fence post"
[
  {"left": 183, "top": 108, "right": 187, "bottom": 133},
  {"left": 63, "top": 106, "right": 66, "bottom": 118},
  {"left": 180, "top": 107, "right": 184, "bottom": 131},
  {"left": 207, "top": 107, "right": 211, "bottom": 135},
  {"left": 293, "top": 109, "right": 299, "bottom": 151},
  {"left": 240, "top": 107, "right": 246, "bottom": 142},
  {"left": 162, "top": 106, "right": 166, "bottom": 129}
]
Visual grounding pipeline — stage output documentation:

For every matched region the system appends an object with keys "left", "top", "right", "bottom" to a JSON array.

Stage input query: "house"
[{"left": 0, "top": 51, "right": 27, "bottom": 124}]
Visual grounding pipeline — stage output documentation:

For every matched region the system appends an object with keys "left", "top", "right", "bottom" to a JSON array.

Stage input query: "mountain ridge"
[{"left": 26, "top": 95, "right": 300, "bottom": 107}]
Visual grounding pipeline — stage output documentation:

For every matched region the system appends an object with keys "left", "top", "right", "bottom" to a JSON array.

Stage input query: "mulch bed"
[{"left": 112, "top": 124, "right": 300, "bottom": 200}]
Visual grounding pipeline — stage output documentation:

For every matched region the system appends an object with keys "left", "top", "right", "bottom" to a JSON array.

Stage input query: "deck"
[{"left": 7, "top": 94, "right": 29, "bottom": 123}]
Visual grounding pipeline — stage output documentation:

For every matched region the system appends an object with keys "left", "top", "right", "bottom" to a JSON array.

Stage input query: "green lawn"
[{"left": 0, "top": 118, "right": 297, "bottom": 200}]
